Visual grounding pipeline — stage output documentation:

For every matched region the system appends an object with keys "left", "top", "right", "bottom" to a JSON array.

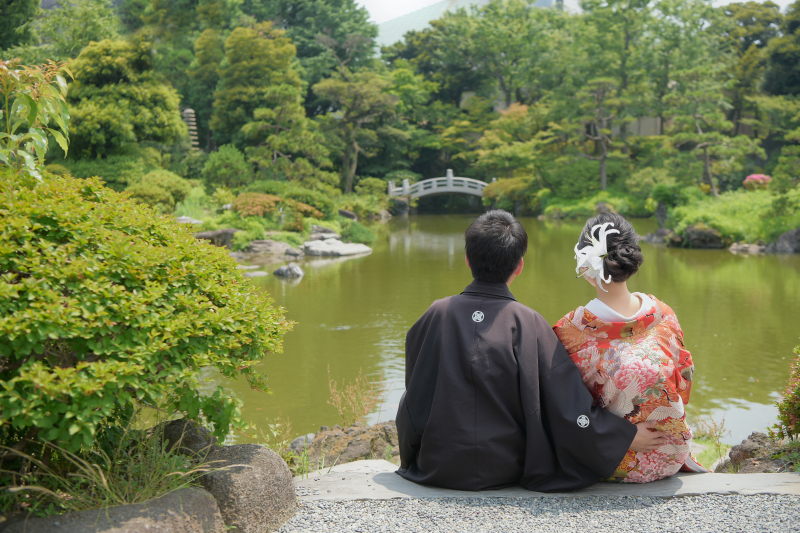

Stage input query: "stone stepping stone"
[{"left": 293, "top": 459, "right": 800, "bottom": 501}]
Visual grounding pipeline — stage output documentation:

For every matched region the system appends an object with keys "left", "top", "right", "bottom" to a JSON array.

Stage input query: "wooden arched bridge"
[{"left": 388, "top": 169, "right": 493, "bottom": 198}]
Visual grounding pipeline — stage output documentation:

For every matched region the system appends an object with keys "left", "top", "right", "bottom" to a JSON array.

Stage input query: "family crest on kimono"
[
  {"left": 554, "top": 212, "right": 708, "bottom": 483},
  {"left": 396, "top": 210, "right": 671, "bottom": 493}
]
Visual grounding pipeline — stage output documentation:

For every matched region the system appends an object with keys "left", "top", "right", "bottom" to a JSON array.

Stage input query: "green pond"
[{"left": 212, "top": 215, "right": 800, "bottom": 445}]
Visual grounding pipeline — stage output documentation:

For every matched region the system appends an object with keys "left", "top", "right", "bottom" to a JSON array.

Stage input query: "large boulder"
[
  {"left": 765, "top": 228, "right": 800, "bottom": 254},
  {"left": 303, "top": 240, "right": 372, "bottom": 257},
  {"left": 642, "top": 228, "right": 674, "bottom": 245},
  {"left": 729, "top": 242, "right": 766, "bottom": 255},
  {"left": 672, "top": 224, "right": 729, "bottom": 249},
  {"left": 304, "top": 421, "right": 400, "bottom": 468},
  {"left": 248, "top": 240, "right": 291, "bottom": 255},
  {"left": 1, "top": 488, "right": 225, "bottom": 533},
  {"left": 162, "top": 418, "right": 218, "bottom": 457},
  {"left": 338, "top": 209, "right": 357, "bottom": 221},
  {"left": 200, "top": 444, "right": 295, "bottom": 533},
  {"left": 716, "top": 432, "right": 788, "bottom": 474},
  {"left": 273, "top": 263, "right": 304, "bottom": 278},
  {"left": 195, "top": 229, "right": 241, "bottom": 249}
]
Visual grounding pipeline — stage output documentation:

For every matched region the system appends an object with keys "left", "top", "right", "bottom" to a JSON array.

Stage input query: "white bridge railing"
[{"left": 388, "top": 169, "right": 493, "bottom": 198}]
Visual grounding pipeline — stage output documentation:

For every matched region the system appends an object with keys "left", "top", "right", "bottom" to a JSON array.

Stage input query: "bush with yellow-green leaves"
[{"left": 0, "top": 169, "right": 292, "bottom": 455}]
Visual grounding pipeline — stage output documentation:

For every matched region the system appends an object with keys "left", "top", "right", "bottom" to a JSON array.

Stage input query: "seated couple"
[{"left": 396, "top": 210, "right": 706, "bottom": 492}]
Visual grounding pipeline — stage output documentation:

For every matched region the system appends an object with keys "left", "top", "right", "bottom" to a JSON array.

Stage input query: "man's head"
[{"left": 464, "top": 210, "right": 528, "bottom": 284}]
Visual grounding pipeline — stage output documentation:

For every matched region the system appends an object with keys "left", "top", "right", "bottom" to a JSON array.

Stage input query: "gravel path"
[{"left": 277, "top": 494, "right": 800, "bottom": 532}]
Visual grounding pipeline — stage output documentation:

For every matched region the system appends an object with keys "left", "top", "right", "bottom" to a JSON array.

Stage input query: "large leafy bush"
[
  {"left": 0, "top": 170, "right": 291, "bottom": 453},
  {"left": 772, "top": 344, "right": 800, "bottom": 441}
]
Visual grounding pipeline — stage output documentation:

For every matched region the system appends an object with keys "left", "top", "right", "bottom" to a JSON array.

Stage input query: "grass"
[
  {"left": 692, "top": 415, "right": 732, "bottom": 470},
  {"left": 327, "top": 367, "right": 387, "bottom": 428},
  {"left": 671, "top": 188, "right": 800, "bottom": 243},
  {"left": 0, "top": 416, "right": 215, "bottom": 517},
  {"left": 542, "top": 190, "right": 652, "bottom": 219}
]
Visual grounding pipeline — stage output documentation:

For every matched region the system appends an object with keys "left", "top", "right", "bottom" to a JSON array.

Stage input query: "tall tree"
[
  {"left": 717, "top": 1, "right": 783, "bottom": 134},
  {"left": 211, "top": 21, "right": 303, "bottom": 147},
  {"left": 665, "top": 64, "right": 763, "bottom": 196},
  {"left": 0, "top": 0, "right": 38, "bottom": 49},
  {"left": 646, "top": 0, "right": 722, "bottom": 135},
  {"left": 313, "top": 69, "right": 397, "bottom": 193},
  {"left": 571, "top": 77, "right": 625, "bottom": 190},
  {"left": 763, "top": 0, "right": 800, "bottom": 96},
  {"left": 581, "top": 0, "right": 652, "bottom": 150},
  {"left": 186, "top": 28, "right": 225, "bottom": 150},
  {"left": 242, "top": 0, "right": 378, "bottom": 116},
  {"left": 35, "top": 0, "right": 120, "bottom": 59},
  {"left": 68, "top": 38, "right": 187, "bottom": 158}
]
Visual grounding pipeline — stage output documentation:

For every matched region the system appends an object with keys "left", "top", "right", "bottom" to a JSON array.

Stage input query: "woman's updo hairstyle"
[{"left": 578, "top": 212, "right": 643, "bottom": 282}]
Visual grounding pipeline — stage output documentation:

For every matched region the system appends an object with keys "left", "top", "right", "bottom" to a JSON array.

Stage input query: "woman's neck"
[{"left": 595, "top": 281, "right": 641, "bottom": 317}]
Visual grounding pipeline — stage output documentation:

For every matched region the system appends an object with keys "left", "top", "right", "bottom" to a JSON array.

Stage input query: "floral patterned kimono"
[{"left": 553, "top": 296, "right": 698, "bottom": 483}]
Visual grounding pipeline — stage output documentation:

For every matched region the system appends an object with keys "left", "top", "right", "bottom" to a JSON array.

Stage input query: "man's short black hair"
[{"left": 464, "top": 210, "right": 528, "bottom": 283}]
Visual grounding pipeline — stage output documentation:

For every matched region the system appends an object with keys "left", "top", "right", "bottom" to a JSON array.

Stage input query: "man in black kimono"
[{"left": 396, "top": 210, "right": 666, "bottom": 492}]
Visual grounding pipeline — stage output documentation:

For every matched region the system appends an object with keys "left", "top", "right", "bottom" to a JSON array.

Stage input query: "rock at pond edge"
[
  {"left": 273, "top": 263, "right": 304, "bottom": 278},
  {"left": 200, "top": 444, "right": 295, "bottom": 533},
  {"left": 1, "top": 487, "right": 225, "bottom": 533}
]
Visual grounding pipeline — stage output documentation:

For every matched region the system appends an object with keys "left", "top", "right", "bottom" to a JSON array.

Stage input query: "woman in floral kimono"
[{"left": 553, "top": 213, "right": 706, "bottom": 483}]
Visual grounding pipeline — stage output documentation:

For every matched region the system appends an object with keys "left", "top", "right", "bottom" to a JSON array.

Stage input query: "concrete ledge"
[{"left": 294, "top": 460, "right": 800, "bottom": 501}]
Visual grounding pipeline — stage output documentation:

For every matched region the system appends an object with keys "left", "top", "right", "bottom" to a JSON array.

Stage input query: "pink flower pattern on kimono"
[
  {"left": 553, "top": 296, "right": 697, "bottom": 484},
  {"left": 616, "top": 357, "right": 660, "bottom": 394}
]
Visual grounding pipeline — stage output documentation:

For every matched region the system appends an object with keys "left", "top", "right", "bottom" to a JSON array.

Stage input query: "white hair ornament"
[{"left": 574, "top": 222, "right": 619, "bottom": 292}]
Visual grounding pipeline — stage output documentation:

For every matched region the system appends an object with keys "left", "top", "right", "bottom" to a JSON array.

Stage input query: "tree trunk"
[
  {"left": 344, "top": 139, "right": 359, "bottom": 194},
  {"left": 702, "top": 146, "right": 718, "bottom": 197},
  {"left": 600, "top": 153, "right": 607, "bottom": 191}
]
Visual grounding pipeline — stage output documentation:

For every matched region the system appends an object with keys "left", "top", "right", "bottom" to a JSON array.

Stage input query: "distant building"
[{"left": 377, "top": 0, "right": 555, "bottom": 49}]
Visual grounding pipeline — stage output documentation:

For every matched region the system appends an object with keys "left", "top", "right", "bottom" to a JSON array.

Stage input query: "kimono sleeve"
[
  {"left": 524, "top": 321, "right": 637, "bottom": 491},
  {"left": 396, "top": 301, "right": 444, "bottom": 470},
  {"left": 657, "top": 300, "right": 694, "bottom": 405}
]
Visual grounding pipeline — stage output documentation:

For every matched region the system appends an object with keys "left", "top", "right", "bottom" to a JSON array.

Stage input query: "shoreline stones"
[
  {"left": 243, "top": 271, "right": 269, "bottom": 278},
  {"left": 248, "top": 240, "right": 292, "bottom": 255},
  {"left": 642, "top": 228, "right": 675, "bottom": 245},
  {"left": 304, "top": 240, "right": 372, "bottom": 257},
  {"left": 765, "top": 227, "right": 800, "bottom": 254},
  {"left": 715, "top": 432, "right": 796, "bottom": 473},
  {"left": 296, "top": 421, "right": 400, "bottom": 469},
  {"left": 273, "top": 262, "right": 304, "bottom": 278}
]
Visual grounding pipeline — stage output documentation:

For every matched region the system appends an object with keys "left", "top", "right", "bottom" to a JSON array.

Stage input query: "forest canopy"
[{"left": 0, "top": 0, "right": 798, "bottom": 226}]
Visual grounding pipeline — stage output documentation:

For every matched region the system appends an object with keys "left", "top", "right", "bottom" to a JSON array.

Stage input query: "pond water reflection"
[{"left": 218, "top": 215, "right": 800, "bottom": 445}]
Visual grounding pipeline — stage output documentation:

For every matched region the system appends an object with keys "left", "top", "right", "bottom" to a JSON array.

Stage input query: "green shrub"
[
  {"left": 126, "top": 170, "right": 192, "bottom": 213},
  {"left": 280, "top": 209, "right": 306, "bottom": 232},
  {"left": 45, "top": 164, "right": 71, "bottom": 176},
  {"left": 542, "top": 191, "right": 649, "bottom": 219},
  {"left": 670, "top": 189, "right": 800, "bottom": 243},
  {"left": 64, "top": 153, "right": 154, "bottom": 191},
  {"left": 247, "top": 180, "right": 337, "bottom": 218},
  {"left": 232, "top": 192, "right": 281, "bottom": 217},
  {"left": 338, "top": 193, "right": 388, "bottom": 221},
  {"left": 772, "top": 344, "right": 800, "bottom": 441},
  {"left": 542, "top": 158, "right": 628, "bottom": 200},
  {"left": 203, "top": 145, "right": 252, "bottom": 189},
  {"left": 126, "top": 181, "right": 176, "bottom": 212},
  {"left": 0, "top": 169, "right": 291, "bottom": 454},
  {"left": 355, "top": 177, "right": 388, "bottom": 197},
  {"left": 340, "top": 218, "right": 376, "bottom": 245},
  {"left": 481, "top": 176, "right": 534, "bottom": 212}
]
